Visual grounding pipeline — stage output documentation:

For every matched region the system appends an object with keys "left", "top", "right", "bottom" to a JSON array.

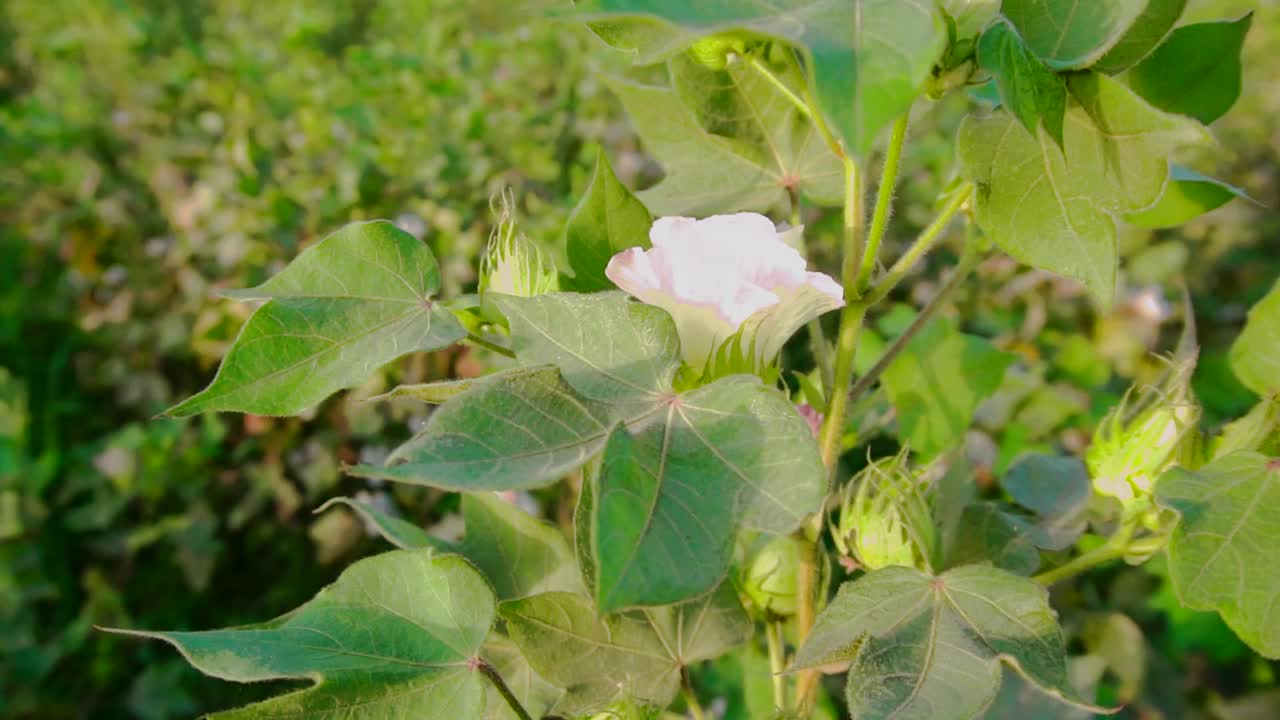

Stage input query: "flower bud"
[
  {"left": 833, "top": 451, "right": 935, "bottom": 572},
  {"left": 740, "top": 534, "right": 804, "bottom": 617},
  {"left": 479, "top": 190, "right": 558, "bottom": 299},
  {"left": 1087, "top": 359, "right": 1200, "bottom": 509}
]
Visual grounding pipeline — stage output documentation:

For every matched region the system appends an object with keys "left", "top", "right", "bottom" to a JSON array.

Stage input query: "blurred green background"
[{"left": 0, "top": 1, "right": 1276, "bottom": 718}]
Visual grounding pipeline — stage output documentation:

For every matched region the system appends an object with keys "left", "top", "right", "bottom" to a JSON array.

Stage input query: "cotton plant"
[{"left": 107, "top": 3, "right": 1280, "bottom": 720}]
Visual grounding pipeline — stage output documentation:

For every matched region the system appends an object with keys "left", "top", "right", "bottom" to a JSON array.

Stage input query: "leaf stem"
[
  {"left": 746, "top": 54, "right": 811, "bottom": 120},
  {"left": 1034, "top": 521, "right": 1140, "bottom": 587},
  {"left": 856, "top": 113, "right": 910, "bottom": 293},
  {"left": 845, "top": 237, "right": 984, "bottom": 404},
  {"left": 864, "top": 183, "right": 972, "bottom": 307},
  {"left": 818, "top": 158, "right": 866, "bottom": 470},
  {"left": 464, "top": 331, "right": 517, "bottom": 358},
  {"left": 478, "top": 660, "right": 534, "bottom": 720},
  {"left": 766, "top": 619, "right": 788, "bottom": 710},
  {"left": 681, "top": 666, "right": 707, "bottom": 720}
]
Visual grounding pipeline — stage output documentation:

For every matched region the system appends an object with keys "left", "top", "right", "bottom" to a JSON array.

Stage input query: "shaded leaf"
[
  {"left": 579, "top": 0, "right": 947, "bottom": 158},
  {"left": 977, "top": 19, "right": 1066, "bottom": 148},
  {"left": 1229, "top": 279, "right": 1280, "bottom": 398},
  {"left": 1093, "top": 0, "right": 1187, "bottom": 74},
  {"left": 460, "top": 493, "right": 583, "bottom": 600},
  {"left": 1124, "top": 165, "right": 1251, "bottom": 229},
  {"left": 793, "top": 565, "right": 1092, "bottom": 720},
  {"left": 366, "top": 368, "right": 559, "bottom": 405},
  {"left": 168, "top": 221, "right": 464, "bottom": 416},
  {"left": 1156, "top": 451, "right": 1280, "bottom": 658},
  {"left": 314, "top": 496, "right": 442, "bottom": 550},
  {"left": 107, "top": 552, "right": 494, "bottom": 719},
  {"left": 481, "top": 635, "right": 562, "bottom": 720},
  {"left": 564, "top": 148, "right": 653, "bottom": 292},
  {"left": 959, "top": 72, "right": 1208, "bottom": 305},
  {"left": 1129, "top": 15, "right": 1252, "bottom": 125},
  {"left": 592, "top": 375, "right": 826, "bottom": 611},
  {"left": 1002, "top": 0, "right": 1146, "bottom": 69},
  {"left": 945, "top": 502, "right": 1041, "bottom": 575},
  {"left": 1003, "top": 454, "right": 1090, "bottom": 551},
  {"left": 986, "top": 656, "right": 1105, "bottom": 719},
  {"left": 881, "top": 316, "right": 1016, "bottom": 457}
]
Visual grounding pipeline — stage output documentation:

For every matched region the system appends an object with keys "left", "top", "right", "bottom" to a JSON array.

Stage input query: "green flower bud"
[
  {"left": 741, "top": 534, "right": 803, "bottom": 617},
  {"left": 1087, "top": 359, "right": 1200, "bottom": 510},
  {"left": 688, "top": 34, "right": 748, "bottom": 70},
  {"left": 479, "top": 189, "right": 558, "bottom": 299},
  {"left": 833, "top": 451, "right": 935, "bottom": 572}
]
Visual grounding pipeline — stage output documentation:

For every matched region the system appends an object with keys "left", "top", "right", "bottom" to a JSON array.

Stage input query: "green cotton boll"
[
  {"left": 1087, "top": 361, "right": 1201, "bottom": 509},
  {"left": 479, "top": 190, "right": 559, "bottom": 299},
  {"left": 835, "top": 452, "right": 936, "bottom": 573},
  {"left": 740, "top": 534, "right": 804, "bottom": 617}
]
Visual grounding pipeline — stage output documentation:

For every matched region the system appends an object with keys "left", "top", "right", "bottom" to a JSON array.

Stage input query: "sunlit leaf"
[
  {"left": 1230, "top": 279, "right": 1280, "bottom": 398},
  {"left": 1001, "top": 0, "right": 1145, "bottom": 69},
  {"left": 1124, "top": 165, "right": 1251, "bottom": 229},
  {"left": 564, "top": 148, "right": 653, "bottom": 292},
  {"left": 1129, "top": 15, "right": 1252, "bottom": 125},
  {"left": 1093, "top": 0, "right": 1187, "bottom": 73}
]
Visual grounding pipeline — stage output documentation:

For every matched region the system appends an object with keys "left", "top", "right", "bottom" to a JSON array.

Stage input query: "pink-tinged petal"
[{"left": 805, "top": 271, "right": 845, "bottom": 303}]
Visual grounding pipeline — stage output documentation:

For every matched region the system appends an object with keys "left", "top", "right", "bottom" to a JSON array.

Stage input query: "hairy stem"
[
  {"left": 845, "top": 238, "right": 983, "bottom": 403},
  {"left": 464, "top": 331, "right": 517, "bottom": 358},
  {"left": 857, "top": 113, "right": 910, "bottom": 293},
  {"left": 865, "top": 183, "right": 972, "bottom": 307},
  {"left": 766, "top": 620, "right": 788, "bottom": 710},
  {"left": 478, "top": 660, "right": 534, "bottom": 720},
  {"left": 681, "top": 666, "right": 706, "bottom": 720}
]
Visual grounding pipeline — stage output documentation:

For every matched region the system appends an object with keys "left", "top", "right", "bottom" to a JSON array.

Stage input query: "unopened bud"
[
  {"left": 834, "top": 451, "right": 935, "bottom": 572},
  {"left": 479, "top": 189, "right": 558, "bottom": 299},
  {"left": 740, "top": 535, "right": 803, "bottom": 617}
]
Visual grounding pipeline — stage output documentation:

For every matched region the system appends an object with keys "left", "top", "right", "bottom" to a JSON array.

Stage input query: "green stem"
[
  {"left": 478, "top": 660, "right": 534, "bottom": 720},
  {"left": 746, "top": 54, "right": 811, "bottom": 120},
  {"left": 856, "top": 113, "right": 909, "bottom": 294},
  {"left": 681, "top": 666, "right": 706, "bottom": 720},
  {"left": 766, "top": 620, "right": 788, "bottom": 710},
  {"left": 865, "top": 184, "right": 972, "bottom": 307},
  {"left": 464, "top": 331, "right": 517, "bottom": 358},
  {"left": 1033, "top": 522, "right": 1139, "bottom": 587},
  {"left": 845, "top": 238, "right": 983, "bottom": 403}
]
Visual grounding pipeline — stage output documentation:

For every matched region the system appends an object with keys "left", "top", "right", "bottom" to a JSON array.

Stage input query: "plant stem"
[
  {"left": 856, "top": 113, "right": 909, "bottom": 294},
  {"left": 681, "top": 666, "right": 706, "bottom": 720},
  {"left": 478, "top": 660, "right": 534, "bottom": 720},
  {"left": 766, "top": 620, "right": 788, "bottom": 710},
  {"left": 1033, "top": 522, "right": 1139, "bottom": 587},
  {"left": 464, "top": 331, "right": 517, "bottom": 358},
  {"left": 864, "top": 183, "right": 972, "bottom": 307},
  {"left": 746, "top": 54, "right": 811, "bottom": 120},
  {"left": 845, "top": 239, "right": 983, "bottom": 403}
]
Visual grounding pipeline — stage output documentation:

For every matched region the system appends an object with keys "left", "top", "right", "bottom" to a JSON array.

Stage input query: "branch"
[
  {"left": 856, "top": 113, "right": 910, "bottom": 294},
  {"left": 478, "top": 660, "right": 534, "bottom": 720},
  {"left": 864, "top": 183, "right": 972, "bottom": 307}
]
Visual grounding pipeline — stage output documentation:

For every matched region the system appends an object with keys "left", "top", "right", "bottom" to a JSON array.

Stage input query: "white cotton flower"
[{"left": 605, "top": 213, "right": 844, "bottom": 371}]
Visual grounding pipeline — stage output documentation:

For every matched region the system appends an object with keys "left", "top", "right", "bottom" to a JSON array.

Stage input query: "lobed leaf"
[
  {"left": 1001, "top": 0, "right": 1146, "bottom": 70},
  {"left": 1128, "top": 15, "right": 1252, "bottom": 125},
  {"left": 459, "top": 493, "right": 584, "bottom": 600},
  {"left": 167, "top": 221, "right": 465, "bottom": 416},
  {"left": 1093, "top": 0, "right": 1187, "bottom": 74},
  {"left": 563, "top": 148, "right": 653, "bottom": 292}
]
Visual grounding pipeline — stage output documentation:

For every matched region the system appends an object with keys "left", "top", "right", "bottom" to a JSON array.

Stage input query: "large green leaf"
[
  {"left": 881, "top": 316, "right": 1016, "bottom": 457},
  {"left": 1230, "top": 280, "right": 1280, "bottom": 398},
  {"left": 350, "top": 366, "right": 618, "bottom": 490},
  {"left": 1128, "top": 15, "right": 1252, "bottom": 125},
  {"left": 167, "top": 221, "right": 465, "bottom": 416},
  {"left": 977, "top": 19, "right": 1066, "bottom": 148},
  {"left": 564, "top": 148, "right": 653, "bottom": 292},
  {"left": 578, "top": 0, "right": 947, "bottom": 158},
  {"left": 1001, "top": 0, "right": 1146, "bottom": 69},
  {"left": 481, "top": 635, "right": 563, "bottom": 720},
  {"left": 592, "top": 374, "right": 827, "bottom": 611},
  {"left": 107, "top": 552, "right": 496, "bottom": 718},
  {"left": 1156, "top": 452, "right": 1280, "bottom": 658},
  {"left": 1124, "top": 165, "right": 1251, "bottom": 229},
  {"left": 1093, "top": 0, "right": 1187, "bottom": 74},
  {"left": 493, "top": 292, "right": 681, "bottom": 407},
  {"left": 460, "top": 493, "right": 583, "bottom": 600},
  {"left": 1002, "top": 454, "right": 1090, "bottom": 551},
  {"left": 501, "top": 585, "right": 749, "bottom": 715},
  {"left": 959, "top": 72, "right": 1208, "bottom": 305},
  {"left": 792, "top": 565, "right": 1091, "bottom": 720},
  {"left": 945, "top": 502, "right": 1041, "bottom": 575}
]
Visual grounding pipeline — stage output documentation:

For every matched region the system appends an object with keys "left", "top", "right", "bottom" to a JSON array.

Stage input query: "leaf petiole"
[
  {"left": 477, "top": 659, "right": 535, "bottom": 720},
  {"left": 857, "top": 113, "right": 910, "bottom": 293},
  {"left": 464, "top": 331, "right": 518, "bottom": 358}
]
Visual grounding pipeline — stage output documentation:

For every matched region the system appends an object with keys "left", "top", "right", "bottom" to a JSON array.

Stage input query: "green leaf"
[
  {"left": 943, "top": 0, "right": 1000, "bottom": 39},
  {"left": 1129, "top": 15, "right": 1252, "bottom": 125},
  {"left": 1093, "top": 0, "right": 1187, "bottom": 73},
  {"left": 480, "top": 635, "right": 563, "bottom": 720},
  {"left": 500, "top": 585, "right": 749, "bottom": 715},
  {"left": 368, "top": 368, "right": 553, "bottom": 405},
  {"left": 1230, "top": 280, "right": 1280, "bottom": 398},
  {"left": 945, "top": 502, "right": 1041, "bottom": 575},
  {"left": 167, "top": 221, "right": 465, "bottom": 416},
  {"left": 1124, "top": 165, "right": 1251, "bottom": 228},
  {"left": 977, "top": 19, "right": 1066, "bottom": 148},
  {"left": 959, "top": 72, "right": 1208, "bottom": 305},
  {"left": 350, "top": 366, "right": 617, "bottom": 491},
  {"left": 564, "top": 148, "right": 653, "bottom": 292},
  {"left": 460, "top": 493, "right": 583, "bottom": 600},
  {"left": 314, "top": 496, "right": 441, "bottom": 550},
  {"left": 1001, "top": 0, "right": 1146, "bottom": 70},
  {"left": 1213, "top": 398, "right": 1280, "bottom": 460},
  {"left": 592, "top": 374, "right": 826, "bottom": 611},
  {"left": 579, "top": 0, "right": 947, "bottom": 158},
  {"left": 986, "top": 657, "right": 1106, "bottom": 719},
  {"left": 494, "top": 292, "right": 681, "bottom": 407},
  {"left": 1156, "top": 451, "right": 1280, "bottom": 658},
  {"left": 793, "top": 564, "right": 1092, "bottom": 719},
  {"left": 881, "top": 316, "right": 1016, "bottom": 457},
  {"left": 107, "top": 551, "right": 495, "bottom": 718},
  {"left": 1003, "top": 454, "right": 1090, "bottom": 551}
]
